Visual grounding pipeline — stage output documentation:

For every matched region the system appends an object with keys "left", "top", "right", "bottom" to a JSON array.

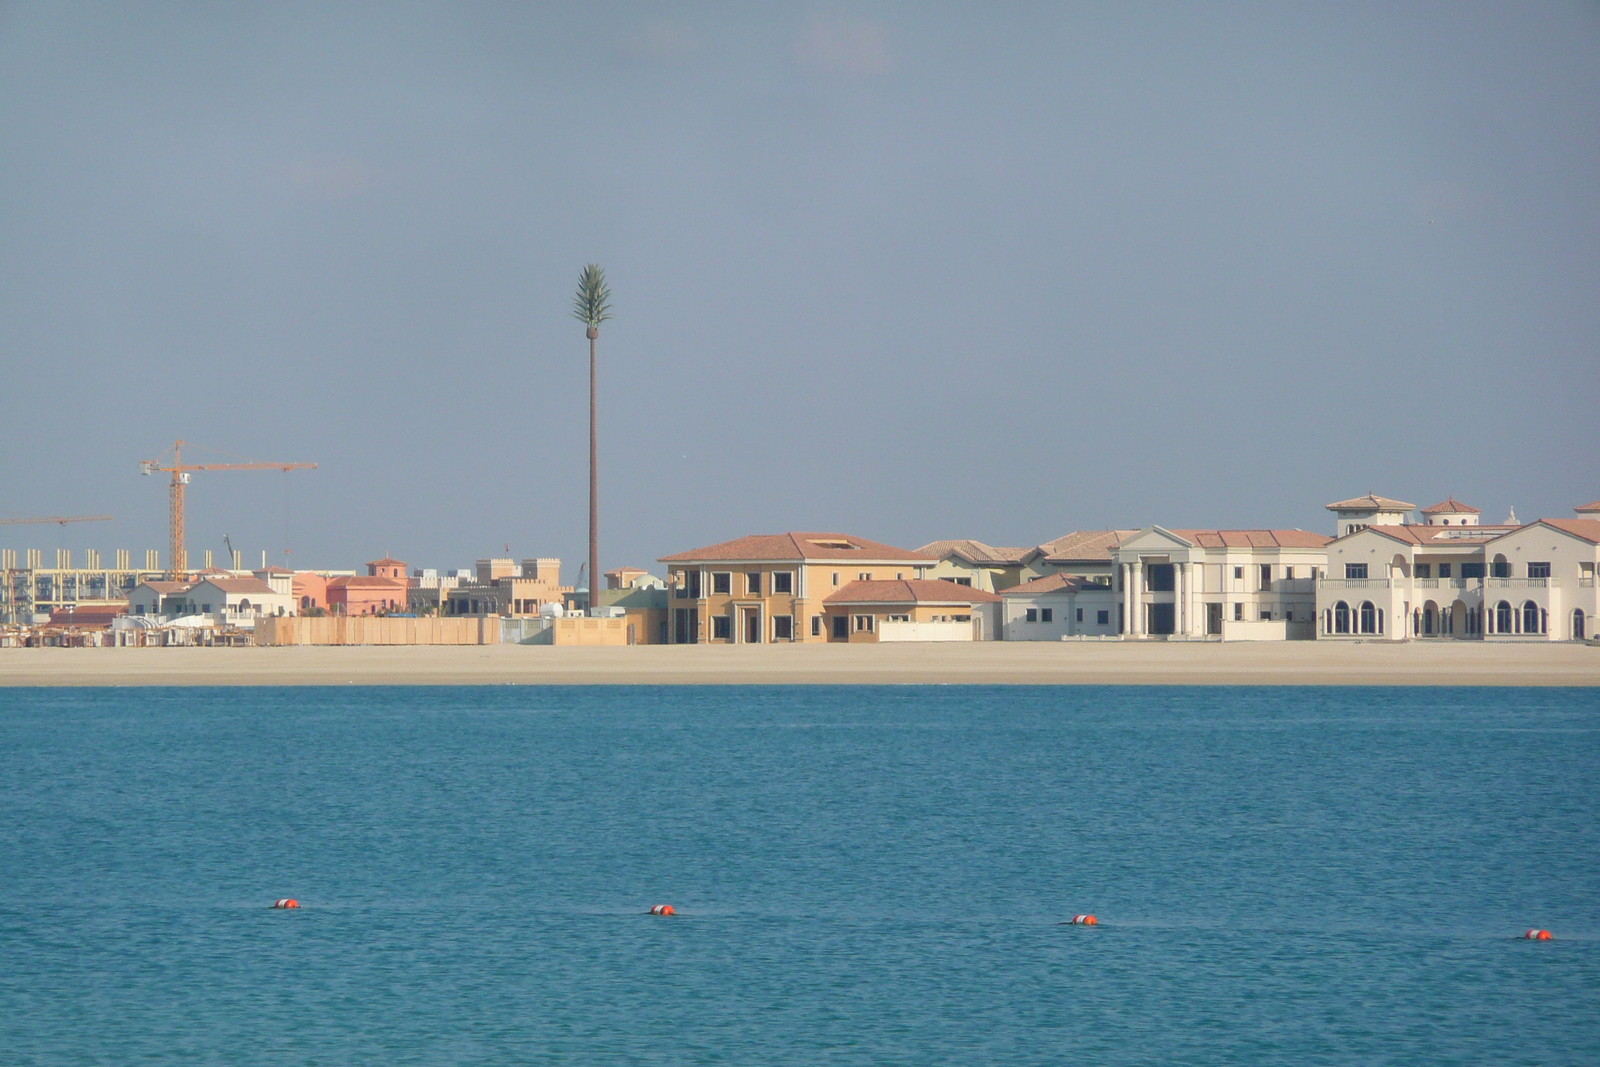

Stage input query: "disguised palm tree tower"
[{"left": 572, "top": 264, "right": 612, "bottom": 614}]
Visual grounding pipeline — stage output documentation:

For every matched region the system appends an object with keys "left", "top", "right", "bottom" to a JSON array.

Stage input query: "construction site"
[{"left": 2, "top": 439, "right": 653, "bottom": 649}]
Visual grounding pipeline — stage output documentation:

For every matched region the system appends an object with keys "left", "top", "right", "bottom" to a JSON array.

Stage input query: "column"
[
  {"left": 1178, "top": 562, "right": 1188, "bottom": 634},
  {"left": 1131, "top": 561, "right": 1144, "bottom": 635}
]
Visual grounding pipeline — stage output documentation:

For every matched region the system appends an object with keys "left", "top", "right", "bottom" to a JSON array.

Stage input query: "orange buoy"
[
  {"left": 1524, "top": 929, "right": 1551, "bottom": 940},
  {"left": 272, "top": 899, "right": 300, "bottom": 909},
  {"left": 1068, "top": 914, "right": 1097, "bottom": 926},
  {"left": 649, "top": 904, "right": 676, "bottom": 916}
]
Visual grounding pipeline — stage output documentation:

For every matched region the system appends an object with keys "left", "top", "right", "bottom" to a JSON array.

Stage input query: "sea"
[{"left": 1, "top": 684, "right": 1596, "bottom": 1065}]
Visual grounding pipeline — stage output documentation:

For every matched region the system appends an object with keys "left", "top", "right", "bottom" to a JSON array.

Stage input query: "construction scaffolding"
[{"left": 0, "top": 548, "right": 164, "bottom": 623}]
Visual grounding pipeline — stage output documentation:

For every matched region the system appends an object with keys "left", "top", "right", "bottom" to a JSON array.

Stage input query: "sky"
[{"left": 2, "top": 2, "right": 1597, "bottom": 578}]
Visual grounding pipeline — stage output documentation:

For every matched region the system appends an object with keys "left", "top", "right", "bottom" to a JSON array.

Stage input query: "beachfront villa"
[
  {"left": 1316, "top": 499, "right": 1600, "bottom": 641},
  {"left": 981, "top": 527, "right": 1333, "bottom": 641},
  {"left": 659, "top": 532, "right": 947, "bottom": 643},
  {"left": 917, "top": 530, "right": 1135, "bottom": 593}
]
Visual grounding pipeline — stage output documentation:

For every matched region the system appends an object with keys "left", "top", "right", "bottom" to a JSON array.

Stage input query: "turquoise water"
[{"left": 1, "top": 685, "right": 1596, "bottom": 1065}]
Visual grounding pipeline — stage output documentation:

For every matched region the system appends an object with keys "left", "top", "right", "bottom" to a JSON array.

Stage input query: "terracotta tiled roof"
[
  {"left": 48, "top": 604, "right": 127, "bottom": 626},
  {"left": 1420, "top": 497, "right": 1479, "bottom": 515},
  {"left": 367, "top": 556, "right": 407, "bottom": 567},
  {"left": 326, "top": 575, "right": 409, "bottom": 589},
  {"left": 255, "top": 566, "right": 293, "bottom": 574},
  {"left": 1538, "top": 518, "right": 1600, "bottom": 544},
  {"left": 1163, "top": 529, "right": 1333, "bottom": 549},
  {"left": 1000, "top": 573, "right": 1110, "bottom": 596},
  {"left": 661, "top": 533, "right": 935, "bottom": 563},
  {"left": 1574, "top": 500, "right": 1600, "bottom": 514},
  {"left": 1038, "top": 530, "right": 1134, "bottom": 563},
  {"left": 1351, "top": 524, "right": 1520, "bottom": 546},
  {"left": 915, "top": 540, "right": 1035, "bottom": 565},
  {"left": 823, "top": 579, "right": 1002, "bottom": 605},
  {"left": 1325, "top": 494, "right": 1415, "bottom": 511},
  {"left": 139, "top": 581, "right": 193, "bottom": 594},
  {"left": 195, "top": 577, "right": 278, "bottom": 595}
]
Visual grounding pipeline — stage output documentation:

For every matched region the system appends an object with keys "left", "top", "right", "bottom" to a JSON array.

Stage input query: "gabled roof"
[
  {"left": 915, "top": 539, "right": 1036, "bottom": 566},
  {"left": 137, "top": 581, "right": 193, "bottom": 594},
  {"left": 193, "top": 577, "right": 278, "bottom": 595},
  {"left": 367, "top": 556, "right": 407, "bottom": 567},
  {"left": 254, "top": 566, "right": 293, "bottom": 575},
  {"left": 660, "top": 533, "right": 934, "bottom": 563},
  {"left": 1038, "top": 529, "right": 1134, "bottom": 563},
  {"left": 1420, "top": 497, "right": 1478, "bottom": 515},
  {"left": 1000, "top": 573, "right": 1110, "bottom": 596},
  {"left": 1343, "top": 523, "right": 1519, "bottom": 547},
  {"left": 1162, "top": 529, "right": 1333, "bottom": 549},
  {"left": 1325, "top": 494, "right": 1415, "bottom": 512},
  {"left": 1575, "top": 500, "right": 1600, "bottom": 515},
  {"left": 822, "top": 579, "right": 1001, "bottom": 605},
  {"left": 1531, "top": 518, "right": 1600, "bottom": 545}
]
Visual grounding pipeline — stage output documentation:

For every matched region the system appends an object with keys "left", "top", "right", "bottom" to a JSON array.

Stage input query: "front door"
[
  {"left": 744, "top": 607, "right": 761, "bottom": 644},
  {"left": 832, "top": 614, "right": 849, "bottom": 640},
  {"left": 1149, "top": 603, "right": 1175, "bottom": 635},
  {"left": 1206, "top": 602, "right": 1223, "bottom": 636}
]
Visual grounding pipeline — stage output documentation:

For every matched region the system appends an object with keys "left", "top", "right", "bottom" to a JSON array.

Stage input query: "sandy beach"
[{"left": 1, "top": 640, "right": 1597, "bottom": 687}]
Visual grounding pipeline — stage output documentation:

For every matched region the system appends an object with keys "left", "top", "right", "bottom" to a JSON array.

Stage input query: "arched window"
[
  {"left": 1492, "top": 554, "right": 1510, "bottom": 579},
  {"left": 1334, "top": 601, "right": 1350, "bottom": 634},
  {"left": 1496, "top": 601, "right": 1513, "bottom": 634},
  {"left": 1576, "top": 610, "right": 1587, "bottom": 640},
  {"left": 300, "top": 595, "right": 310, "bottom": 609},
  {"left": 1359, "top": 601, "right": 1376, "bottom": 634},
  {"left": 1422, "top": 604, "right": 1435, "bottom": 635},
  {"left": 1524, "top": 602, "right": 1539, "bottom": 634}
]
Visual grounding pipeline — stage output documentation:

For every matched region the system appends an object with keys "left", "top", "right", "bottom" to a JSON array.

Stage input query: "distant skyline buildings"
[{"left": 1, "top": 5, "right": 1596, "bottom": 574}]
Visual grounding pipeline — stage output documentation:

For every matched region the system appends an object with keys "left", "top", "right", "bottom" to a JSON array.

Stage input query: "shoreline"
[{"left": 2, "top": 641, "right": 1597, "bottom": 687}]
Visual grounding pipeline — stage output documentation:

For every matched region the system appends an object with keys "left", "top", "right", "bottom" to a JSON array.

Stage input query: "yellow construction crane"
[
  {"left": 140, "top": 440, "right": 316, "bottom": 580},
  {"left": 0, "top": 515, "right": 113, "bottom": 527}
]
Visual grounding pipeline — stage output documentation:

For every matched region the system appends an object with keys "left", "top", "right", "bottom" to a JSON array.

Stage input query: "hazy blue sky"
[{"left": 3, "top": 2, "right": 1597, "bottom": 577}]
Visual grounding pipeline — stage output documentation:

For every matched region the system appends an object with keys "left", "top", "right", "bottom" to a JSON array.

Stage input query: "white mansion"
[{"left": 998, "top": 494, "right": 1600, "bottom": 642}]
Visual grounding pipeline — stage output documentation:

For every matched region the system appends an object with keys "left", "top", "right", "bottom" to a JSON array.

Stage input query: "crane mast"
[{"left": 139, "top": 439, "right": 315, "bottom": 580}]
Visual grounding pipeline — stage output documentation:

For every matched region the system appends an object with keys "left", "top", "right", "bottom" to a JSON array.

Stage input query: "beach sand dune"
[{"left": 2, "top": 641, "right": 1596, "bottom": 687}]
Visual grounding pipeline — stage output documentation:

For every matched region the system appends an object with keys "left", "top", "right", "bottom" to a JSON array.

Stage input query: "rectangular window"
[
  {"left": 832, "top": 572, "right": 839, "bottom": 586},
  {"left": 772, "top": 572, "right": 793, "bottom": 594},
  {"left": 772, "top": 615, "right": 793, "bottom": 640},
  {"left": 858, "top": 572, "right": 871, "bottom": 581},
  {"left": 1097, "top": 610, "right": 1109, "bottom": 625},
  {"left": 1076, "top": 608, "right": 1083, "bottom": 622},
  {"left": 1491, "top": 560, "right": 1510, "bottom": 579},
  {"left": 952, "top": 614, "right": 971, "bottom": 622},
  {"left": 1233, "top": 602, "right": 1244, "bottom": 621},
  {"left": 1234, "top": 566, "right": 1243, "bottom": 580},
  {"left": 1461, "top": 562, "right": 1484, "bottom": 579},
  {"left": 1438, "top": 563, "right": 1452, "bottom": 578},
  {"left": 712, "top": 615, "right": 732, "bottom": 640},
  {"left": 746, "top": 572, "right": 762, "bottom": 595},
  {"left": 853, "top": 614, "right": 874, "bottom": 632},
  {"left": 1527, "top": 562, "right": 1551, "bottom": 579},
  {"left": 811, "top": 615, "right": 822, "bottom": 636},
  {"left": 1345, "top": 563, "right": 1368, "bottom": 579},
  {"left": 1260, "top": 564, "right": 1272, "bottom": 588},
  {"left": 1415, "top": 564, "right": 1431, "bottom": 579},
  {"left": 1025, "top": 608, "right": 1038, "bottom": 622},
  {"left": 1286, "top": 611, "right": 1294, "bottom": 622},
  {"left": 1260, "top": 608, "right": 1272, "bottom": 620},
  {"left": 711, "top": 572, "right": 731, "bottom": 595},
  {"left": 950, "top": 576, "right": 972, "bottom": 586},
  {"left": 1284, "top": 566, "right": 1295, "bottom": 580},
  {"left": 1040, "top": 608, "right": 1053, "bottom": 623},
  {"left": 886, "top": 614, "right": 909, "bottom": 622}
]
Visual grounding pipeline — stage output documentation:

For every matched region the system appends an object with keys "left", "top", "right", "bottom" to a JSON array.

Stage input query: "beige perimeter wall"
[{"left": 255, "top": 616, "right": 497, "bottom": 646}]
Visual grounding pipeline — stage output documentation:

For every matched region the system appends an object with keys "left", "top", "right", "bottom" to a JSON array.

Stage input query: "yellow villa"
[{"left": 658, "top": 532, "right": 938, "bottom": 643}]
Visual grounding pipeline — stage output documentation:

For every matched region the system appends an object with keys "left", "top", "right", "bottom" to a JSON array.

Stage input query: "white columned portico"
[{"left": 1177, "top": 561, "right": 1188, "bottom": 634}]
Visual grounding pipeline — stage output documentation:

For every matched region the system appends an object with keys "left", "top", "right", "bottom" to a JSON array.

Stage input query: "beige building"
[
  {"left": 435, "top": 558, "right": 570, "bottom": 617},
  {"left": 1001, "top": 574, "right": 1121, "bottom": 640},
  {"left": 1325, "top": 494, "right": 1416, "bottom": 537},
  {"left": 821, "top": 579, "right": 1002, "bottom": 641},
  {"left": 916, "top": 529, "right": 1133, "bottom": 592},
  {"left": 1316, "top": 498, "right": 1600, "bottom": 641},
  {"left": 1109, "top": 527, "right": 1333, "bottom": 639},
  {"left": 659, "top": 532, "right": 936, "bottom": 643}
]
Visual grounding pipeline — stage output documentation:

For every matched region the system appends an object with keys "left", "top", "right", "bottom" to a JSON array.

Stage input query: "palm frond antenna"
[{"left": 572, "top": 263, "right": 613, "bottom": 332}]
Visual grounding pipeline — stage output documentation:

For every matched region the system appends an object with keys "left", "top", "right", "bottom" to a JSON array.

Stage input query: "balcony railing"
[
  {"left": 1487, "top": 578, "right": 1556, "bottom": 588},
  {"left": 1413, "top": 579, "right": 1439, "bottom": 588},
  {"left": 1580, "top": 577, "right": 1596, "bottom": 587},
  {"left": 1319, "top": 578, "right": 1390, "bottom": 589}
]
